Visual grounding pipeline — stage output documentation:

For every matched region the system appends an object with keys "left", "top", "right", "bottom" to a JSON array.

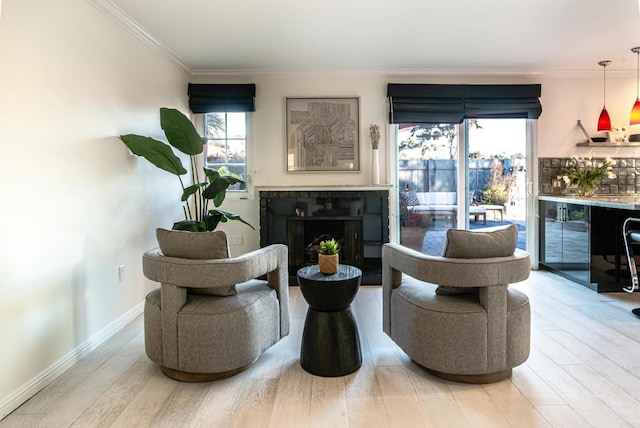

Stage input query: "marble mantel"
[{"left": 255, "top": 184, "right": 393, "bottom": 192}]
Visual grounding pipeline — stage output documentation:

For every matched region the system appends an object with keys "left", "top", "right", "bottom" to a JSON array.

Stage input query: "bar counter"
[
  {"left": 539, "top": 194, "right": 640, "bottom": 292},
  {"left": 539, "top": 194, "right": 640, "bottom": 210}
]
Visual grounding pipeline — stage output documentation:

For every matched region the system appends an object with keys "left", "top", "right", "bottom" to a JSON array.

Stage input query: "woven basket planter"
[{"left": 318, "top": 254, "right": 339, "bottom": 275}]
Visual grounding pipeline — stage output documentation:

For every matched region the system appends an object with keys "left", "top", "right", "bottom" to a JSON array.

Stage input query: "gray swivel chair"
[
  {"left": 142, "top": 230, "right": 289, "bottom": 382},
  {"left": 382, "top": 225, "right": 531, "bottom": 383}
]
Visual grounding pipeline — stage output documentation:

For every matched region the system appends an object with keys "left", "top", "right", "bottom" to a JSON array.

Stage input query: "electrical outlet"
[
  {"left": 230, "top": 234, "right": 243, "bottom": 246},
  {"left": 118, "top": 265, "right": 125, "bottom": 282}
]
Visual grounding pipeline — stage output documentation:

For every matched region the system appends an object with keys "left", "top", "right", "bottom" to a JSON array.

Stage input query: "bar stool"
[{"left": 622, "top": 218, "right": 640, "bottom": 319}]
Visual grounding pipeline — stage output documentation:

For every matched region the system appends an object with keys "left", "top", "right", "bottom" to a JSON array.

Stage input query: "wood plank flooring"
[{"left": 3, "top": 271, "right": 640, "bottom": 427}]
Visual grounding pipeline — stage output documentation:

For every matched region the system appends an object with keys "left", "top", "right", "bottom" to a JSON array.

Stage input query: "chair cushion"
[
  {"left": 156, "top": 228, "right": 236, "bottom": 296},
  {"left": 156, "top": 228, "right": 230, "bottom": 259},
  {"left": 437, "top": 224, "right": 517, "bottom": 295},
  {"left": 179, "top": 280, "right": 273, "bottom": 315},
  {"left": 435, "top": 285, "right": 478, "bottom": 296},
  {"left": 442, "top": 224, "right": 517, "bottom": 259},
  {"left": 400, "top": 190, "right": 420, "bottom": 207},
  {"left": 144, "top": 280, "right": 272, "bottom": 314}
]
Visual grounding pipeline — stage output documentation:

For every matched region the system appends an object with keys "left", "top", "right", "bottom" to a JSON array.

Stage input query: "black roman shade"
[
  {"left": 387, "top": 83, "right": 542, "bottom": 124},
  {"left": 188, "top": 83, "right": 256, "bottom": 113}
]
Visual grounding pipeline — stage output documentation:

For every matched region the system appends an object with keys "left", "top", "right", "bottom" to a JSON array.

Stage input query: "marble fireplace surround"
[{"left": 258, "top": 186, "right": 391, "bottom": 285}]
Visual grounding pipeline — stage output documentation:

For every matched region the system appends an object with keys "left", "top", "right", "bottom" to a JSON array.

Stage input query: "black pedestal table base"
[{"left": 297, "top": 264, "right": 362, "bottom": 377}]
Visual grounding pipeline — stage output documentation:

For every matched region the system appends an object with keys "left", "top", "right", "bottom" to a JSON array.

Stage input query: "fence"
[{"left": 398, "top": 158, "right": 516, "bottom": 202}]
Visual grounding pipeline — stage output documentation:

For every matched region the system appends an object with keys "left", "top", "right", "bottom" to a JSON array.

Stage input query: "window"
[{"left": 204, "top": 112, "right": 247, "bottom": 191}]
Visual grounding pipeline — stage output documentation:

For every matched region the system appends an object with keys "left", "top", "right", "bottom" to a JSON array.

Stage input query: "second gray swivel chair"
[{"left": 382, "top": 225, "right": 531, "bottom": 383}]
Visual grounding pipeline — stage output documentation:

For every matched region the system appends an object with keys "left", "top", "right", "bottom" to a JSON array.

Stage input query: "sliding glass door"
[
  {"left": 398, "top": 123, "right": 460, "bottom": 254},
  {"left": 467, "top": 119, "right": 527, "bottom": 251},
  {"left": 397, "top": 119, "right": 528, "bottom": 256}
]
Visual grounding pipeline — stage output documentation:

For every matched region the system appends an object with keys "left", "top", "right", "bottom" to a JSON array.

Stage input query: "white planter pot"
[{"left": 371, "top": 149, "right": 380, "bottom": 185}]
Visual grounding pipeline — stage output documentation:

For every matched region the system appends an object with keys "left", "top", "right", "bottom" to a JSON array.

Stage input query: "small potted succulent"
[{"left": 318, "top": 238, "right": 340, "bottom": 275}]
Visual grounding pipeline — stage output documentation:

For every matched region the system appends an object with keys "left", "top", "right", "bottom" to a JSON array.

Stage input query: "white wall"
[
  {"left": 537, "top": 74, "right": 640, "bottom": 158},
  {"left": 0, "top": 0, "right": 189, "bottom": 416}
]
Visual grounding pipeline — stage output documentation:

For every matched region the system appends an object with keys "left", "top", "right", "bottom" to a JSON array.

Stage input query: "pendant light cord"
[
  {"left": 602, "top": 62, "right": 608, "bottom": 108},
  {"left": 598, "top": 60, "right": 611, "bottom": 108},
  {"left": 604, "top": 64, "right": 607, "bottom": 107},
  {"left": 636, "top": 50, "right": 640, "bottom": 100}
]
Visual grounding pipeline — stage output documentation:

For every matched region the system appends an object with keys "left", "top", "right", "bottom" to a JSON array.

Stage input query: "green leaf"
[
  {"left": 172, "top": 220, "right": 205, "bottom": 232},
  {"left": 209, "top": 209, "right": 255, "bottom": 230},
  {"left": 181, "top": 183, "right": 205, "bottom": 202},
  {"left": 220, "top": 175, "right": 244, "bottom": 186},
  {"left": 120, "top": 134, "right": 187, "bottom": 175},
  {"left": 202, "top": 167, "right": 246, "bottom": 206},
  {"left": 212, "top": 189, "right": 227, "bottom": 207},
  {"left": 160, "top": 108, "right": 204, "bottom": 156},
  {"left": 203, "top": 177, "right": 229, "bottom": 201},
  {"left": 203, "top": 212, "right": 223, "bottom": 231},
  {"left": 203, "top": 167, "right": 221, "bottom": 182}
]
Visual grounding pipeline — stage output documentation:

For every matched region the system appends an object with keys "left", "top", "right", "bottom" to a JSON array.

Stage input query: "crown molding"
[
  {"left": 85, "top": 0, "right": 193, "bottom": 76},
  {"left": 190, "top": 67, "right": 637, "bottom": 80}
]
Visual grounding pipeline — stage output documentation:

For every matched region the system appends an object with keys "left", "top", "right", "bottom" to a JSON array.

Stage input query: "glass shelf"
[{"left": 576, "top": 141, "right": 640, "bottom": 147}]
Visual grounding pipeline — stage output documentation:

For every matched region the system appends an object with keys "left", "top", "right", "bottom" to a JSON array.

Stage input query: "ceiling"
[{"left": 108, "top": 0, "right": 640, "bottom": 75}]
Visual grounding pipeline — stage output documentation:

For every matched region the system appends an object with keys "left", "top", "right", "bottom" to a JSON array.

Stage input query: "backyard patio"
[{"left": 414, "top": 216, "right": 526, "bottom": 256}]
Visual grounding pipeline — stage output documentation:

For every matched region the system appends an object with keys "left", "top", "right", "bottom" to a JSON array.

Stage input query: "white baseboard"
[{"left": 0, "top": 301, "right": 144, "bottom": 420}]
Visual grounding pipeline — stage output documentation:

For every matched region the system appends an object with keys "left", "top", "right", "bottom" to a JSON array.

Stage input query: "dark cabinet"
[
  {"left": 539, "top": 200, "right": 591, "bottom": 286},
  {"left": 539, "top": 199, "right": 636, "bottom": 292},
  {"left": 590, "top": 206, "right": 637, "bottom": 291}
]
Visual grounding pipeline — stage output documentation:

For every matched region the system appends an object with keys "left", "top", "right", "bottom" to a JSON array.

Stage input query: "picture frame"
[{"left": 286, "top": 97, "right": 360, "bottom": 172}]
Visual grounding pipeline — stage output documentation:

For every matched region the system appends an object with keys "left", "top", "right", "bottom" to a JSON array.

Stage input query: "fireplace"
[{"left": 259, "top": 188, "right": 390, "bottom": 284}]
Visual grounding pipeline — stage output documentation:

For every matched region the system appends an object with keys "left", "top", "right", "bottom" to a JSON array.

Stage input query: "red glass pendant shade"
[
  {"left": 631, "top": 99, "right": 640, "bottom": 126},
  {"left": 632, "top": 47, "right": 640, "bottom": 126},
  {"left": 598, "top": 107, "right": 612, "bottom": 131},
  {"left": 597, "top": 60, "right": 612, "bottom": 131}
]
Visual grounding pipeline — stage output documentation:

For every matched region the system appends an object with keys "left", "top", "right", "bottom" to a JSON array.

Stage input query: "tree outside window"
[{"left": 204, "top": 112, "right": 247, "bottom": 191}]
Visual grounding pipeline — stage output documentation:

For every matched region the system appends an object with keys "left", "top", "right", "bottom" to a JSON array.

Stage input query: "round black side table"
[{"left": 297, "top": 264, "right": 362, "bottom": 377}]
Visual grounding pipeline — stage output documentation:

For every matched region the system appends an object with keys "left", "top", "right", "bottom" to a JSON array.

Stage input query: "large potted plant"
[{"left": 120, "top": 107, "right": 253, "bottom": 232}]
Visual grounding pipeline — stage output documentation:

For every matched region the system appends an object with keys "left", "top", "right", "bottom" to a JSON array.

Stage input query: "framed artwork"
[{"left": 286, "top": 97, "right": 360, "bottom": 172}]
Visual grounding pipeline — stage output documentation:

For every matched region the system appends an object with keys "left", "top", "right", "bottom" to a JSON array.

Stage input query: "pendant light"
[
  {"left": 630, "top": 47, "right": 640, "bottom": 126},
  {"left": 598, "top": 60, "right": 612, "bottom": 131}
]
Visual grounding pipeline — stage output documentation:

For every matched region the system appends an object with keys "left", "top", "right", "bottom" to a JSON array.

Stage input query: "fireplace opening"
[
  {"left": 289, "top": 217, "right": 362, "bottom": 269},
  {"left": 260, "top": 189, "right": 389, "bottom": 284},
  {"left": 304, "top": 232, "right": 346, "bottom": 265}
]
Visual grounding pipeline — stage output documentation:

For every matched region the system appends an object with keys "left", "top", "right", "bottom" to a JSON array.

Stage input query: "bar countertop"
[{"left": 539, "top": 194, "right": 640, "bottom": 210}]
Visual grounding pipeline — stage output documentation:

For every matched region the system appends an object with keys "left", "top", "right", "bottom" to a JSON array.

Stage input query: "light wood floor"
[{"left": 4, "top": 271, "right": 640, "bottom": 428}]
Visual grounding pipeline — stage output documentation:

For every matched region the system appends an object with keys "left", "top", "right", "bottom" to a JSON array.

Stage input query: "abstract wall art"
[{"left": 286, "top": 97, "right": 360, "bottom": 172}]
